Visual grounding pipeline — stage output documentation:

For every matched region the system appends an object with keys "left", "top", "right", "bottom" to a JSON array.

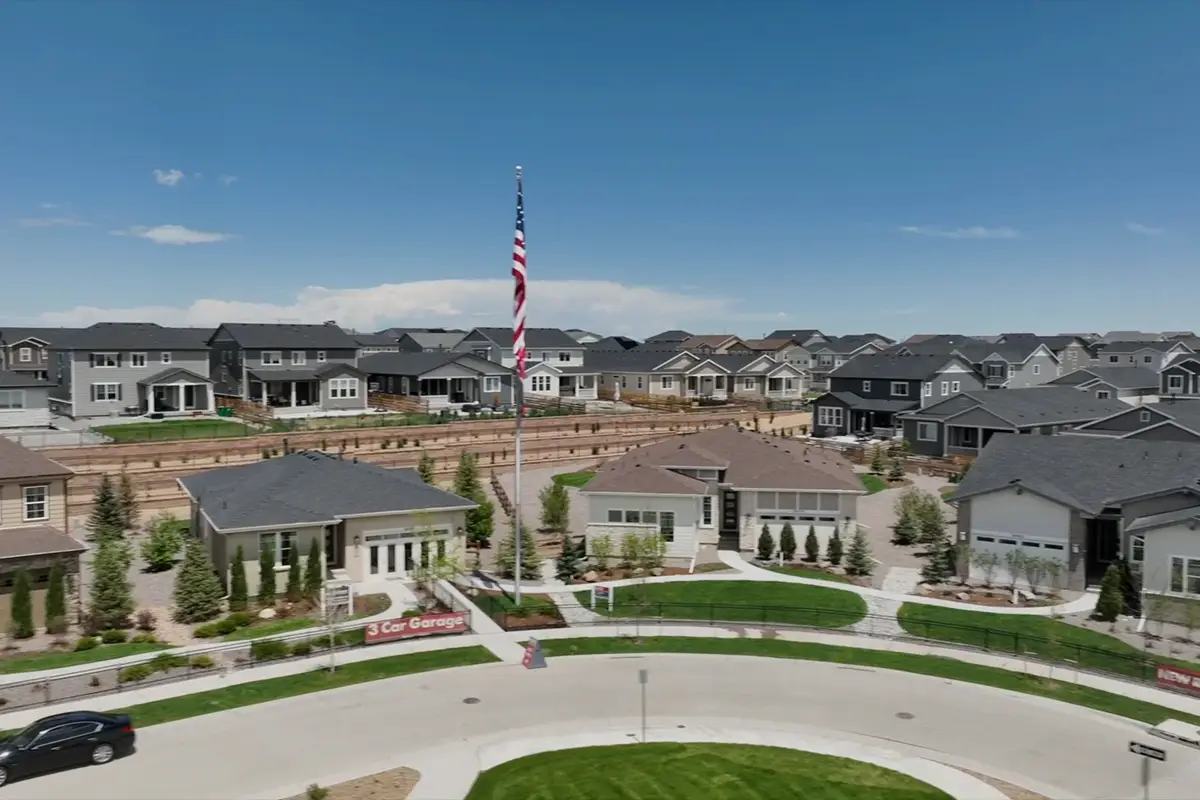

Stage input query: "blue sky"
[{"left": 2, "top": 0, "right": 1197, "bottom": 338}]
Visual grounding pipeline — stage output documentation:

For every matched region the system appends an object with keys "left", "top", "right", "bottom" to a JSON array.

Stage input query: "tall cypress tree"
[
  {"left": 228, "top": 546, "right": 249, "bottom": 612},
  {"left": 417, "top": 451, "right": 436, "bottom": 484},
  {"left": 257, "top": 544, "right": 277, "bottom": 606},
  {"left": 90, "top": 539, "right": 134, "bottom": 629},
  {"left": 87, "top": 474, "right": 125, "bottom": 542},
  {"left": 117, "top": 471, "right": 138, "bottom": 531},
  {"left": 172, "top": 538, "right": 224, "bottom": 623},
  {"left": 10, "top": 569, "right": 33, "bottom": 639},
  {"left": 303, "top": 539, "right": 323, "bottom": 602},
  {"left": 44, "top": 561, "right": 66, "bottom": 632},
  {"left": 285, "top": 544, "right": 303, "bottom": 602}
]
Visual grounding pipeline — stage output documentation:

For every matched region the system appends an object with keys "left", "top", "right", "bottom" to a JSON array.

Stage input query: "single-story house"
[
  {"left": 1046, "top": 366, "right": 1159, "bottom": 405},
  {"left": 178, "top": 451, "right": 477, "bottom": 593},
  {"left": 0, "top": 372, "right": 53, "bottom": 429},
  {"left": 580, "top": 426, "right": 863, "bottom": 566},
  {"left": 583, "top": 349, "right": 807, "bottom": 402},
  {"left": 359, "top": 351, "right": 516, "bottom": 409}
]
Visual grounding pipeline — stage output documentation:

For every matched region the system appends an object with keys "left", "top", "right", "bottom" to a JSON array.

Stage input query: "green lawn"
[
  {"left": 95, "top": 419, "right": 252, "bottom": 442},
  {"left": 553, "top": 470, "right": 596, "bottom": 488},
  {"left": 574, "top": 580, "right": 867, "bottom": 628},
  {"left": 0, "top": 642, "right": 171, "bottom": 674},
  {"left": 859, "top": 474, "right": 887, "bottom": 494},
  {"left": 465, "top": 742, "right": 950, "bottom": 800},
  {"left": 767, "top": 565, "right": 852, "bottom": 584},
  {"left": 108, "top": 646, "right": 498, "bottom": 728},
  {"left": 535, "top": 637, "right": 1200, "bottom": 727},
  {"left": 896, "top": 604, "right": 1160, "bottom": 681},
  {"left": 223, "top": 617, "right": 320, "bottom": 641}
]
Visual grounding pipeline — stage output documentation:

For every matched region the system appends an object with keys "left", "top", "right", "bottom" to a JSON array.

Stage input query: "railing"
[
  {"left": 366, "top": 392, "right": 430, "bottom": 414},
  {"left": 489, "top": 471, "right": 514, "bottom": 519}
]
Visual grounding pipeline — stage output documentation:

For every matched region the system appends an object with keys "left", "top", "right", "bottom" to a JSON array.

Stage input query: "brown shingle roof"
[
  {"left": 742, "top": 338, "right": 794, "bottom": 351},
  {"left": 585, "top": 426, "right": 862, "bottom": 494},
  {"left": 0, "top": 438, "right": 73, "bottom": 481},
  {"left": 681, "top": 334, "right": 742, "bottom": 349},
  {"left": 0, "top": 526, "right": 85, "bottom": 559}
]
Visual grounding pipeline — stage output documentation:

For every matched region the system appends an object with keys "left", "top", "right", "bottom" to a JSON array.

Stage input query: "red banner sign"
[
  {"left": 1156, "top": 664, "right": 1200, "bottom": 694},
  {"left": 364, "top": 612, "right": 470, "bottom": 644}
]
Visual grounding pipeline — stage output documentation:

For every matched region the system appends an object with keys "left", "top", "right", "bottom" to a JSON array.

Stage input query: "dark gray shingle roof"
[
  {"left": 830, "top": 353, "right": 962, "bottom": 381},
  {"left": 359, "top": 351, "right": 508, "bottom": 376},
  {"left": 216, "top": 323, "right": 358, "bottom": 349},
  {"left": 0, "top": 328, "right": 82, "bottom": 346},
  {"left": 1069, "top": 366, "right": 1158, "bottom": 390},
  {"left": 817, "top": 334, "right": 885, "bottom": 354},
  {"left": 56, "top": 323, "right": 211, "bottom": 351},
  {"left": 0, "top": 372, "right": 54, "bottom": 389},
  {"left": 401, "top": 331, "right": 466, "bottom": 350},
  {"left": 908, "top": 386, "right": 1128, "bottom": 426},
  {"left": 352, "top": 333, "right": 400, "bottom": 347},
  {"left": 180, "top": 451, "right": 476, "bottom": 530},
  {"left": 644, "top": 329, "right": 693, "bottom": 343},
  {"left": 471, "top": 327, "right": 580, "bottom": 349}
]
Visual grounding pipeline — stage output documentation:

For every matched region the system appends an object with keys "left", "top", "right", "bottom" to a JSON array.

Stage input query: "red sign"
[
  {"left": 1156, "top": 664, "right": 1200, "bottom": 694},
  {"left": 364, "top": 612, "right": 470, "bottom": 644}
]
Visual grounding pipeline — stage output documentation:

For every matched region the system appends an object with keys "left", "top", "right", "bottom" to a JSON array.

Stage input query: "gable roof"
[
  {"left": 768, "top": 329, "right": 823, "bottom": 343},
  {"left": 0, "top": 327, "right": 82, "bottom": 347},
  {"left": 583, "top": 426, "right": 863, "bottom": 495},
  {"left": 0, "top": 437, "right": 73, "bottom": 481},
  {"left": 214, "top": 323, "right": 358, "bottom": 349},
  {"left": 358, "top": 351, "right": 509, "bottom": 377},
  {"left": 0, "top": 372, "right": 54, "bottom": 389},
  {"left": 645, "top": 329, "right": 693, "bottom": 343},
  {"left": 742, "top": 338, "right": 796, "bottom": 351},
  {"left": 351, "top": 332, "right": 400, "bottom": 347},
  {"left": 830, "top": 353, "right": 964, "bottom": 381},
  {"left": 817, "top": 334, "right": 886, "bottom": 354},
  {"left": 905, "top": 386, "right": 1129, "bottom": 427},
  {"left": 179, "top": 451, "right": 476, "bottom": 531},
  {"left": 400, "top": 331, "right": 467, "bottom": 350},
  {"left": 468, "top": 327, "right": 580, "bottom": 349},
  {"left": 586, "top": 336, "right": 639, "bottom": 351},
  {"left": 1060, "top": 366, "right": 1158, "bottom": 391},
  {"left": 1095, "top": 340, "right": 1185, "bottom": 354},
  {"left": 56, "top": 323, "right": 211, "bottom": 351},
  {"left": 951, "top": 434, "right": 1200, "bottom": 513},
  {"left": 681, "top": 334, "right": 743, "bottom": 350}
]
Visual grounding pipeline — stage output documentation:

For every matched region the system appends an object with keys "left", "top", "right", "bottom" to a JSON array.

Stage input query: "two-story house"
[
  {"left": 679, "top": 335, "right": 751, "bottom": 355},
  {"left": 395, "top": 330, "right": 467, "bottom": 352},
  {"left": 208, "top": 322, "right": 368, "bottom": 415},
  {"left": 811, "top": 353, "right": 981, "bottom": 437},
  {"left": 50, "top": 323, "right": 215, "bottom": 419},
  {"left": 806, "top": 334, "right": 892, "bottom": 391},
  {"left": 1158, "top": 353, "right": 1200, "bottom": 398},
  {"left": 892, "top": 336, "right": 1061, "bottom": 389},
  {"left": 580, "top": 426, "right": 863, "bottom": 566},
  {"left": 994, "top": 333, "right": 1090, "bottom": 375},
  {"left": 453, "top": 327, "right": 593, "bottom": 398},
  {"left": 0, "top": 438, "right": 84, "bottom": 629},
  {"left": 349, "top": 332, "right": 401, "bottom": 355},
  {"left": 0, "top": 328, "right": 79, "bottom": 383},
  {"left": 0, "top": 373, "right": 54, "bottom": 429},
  {"left": 742, "top": 338, "right": 810, "bottom": 371},
  {"left": 1092, "top": 340, "right": 1192, "bottom": 370},
  {"left": 641, "top": 330, "right": 693, "bottom": 347},
  {"left": 767, "top": 328, "right": 828, "bottom": 348},
  {"left": 1045, "top": 366, "right": 1159, "bottom": 405}
]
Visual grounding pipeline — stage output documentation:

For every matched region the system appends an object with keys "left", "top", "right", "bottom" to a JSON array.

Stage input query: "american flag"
[{"left": 512, "top": 167, "right": 528, "bottom": 380}]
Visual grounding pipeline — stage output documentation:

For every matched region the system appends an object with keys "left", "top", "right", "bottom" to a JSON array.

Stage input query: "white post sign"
[{"left": 591, "top": 584, "right": 614, "bottom": 611}]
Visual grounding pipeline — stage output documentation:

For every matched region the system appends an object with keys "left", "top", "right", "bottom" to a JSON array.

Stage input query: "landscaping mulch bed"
[
  {"left": 353, "top": 593, "right": 393, "bottom": 618},
  {"left": 286, "top": 767, "right": 420, "bottom": 800},
  {"left": 470, "top": 590, "right": 567, "bottom": 631},
  {"left": 918, "top": 587, "right": 1058, "bottom": 608}
]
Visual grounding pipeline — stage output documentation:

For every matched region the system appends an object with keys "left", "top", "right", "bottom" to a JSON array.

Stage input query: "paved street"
[{"left": 14, "top": 652, "right": 1200, "bottom": 800}]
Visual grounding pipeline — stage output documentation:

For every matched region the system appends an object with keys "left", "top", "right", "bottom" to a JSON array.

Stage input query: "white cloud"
[
  {"left": 218, "top": 174, "right": 238, "bottom": 186},
  {"left": 17, "top": 217, "right": 90, "bottom": 228},
  {"left": 110, "top": 224, "right": 234, "bottom": 245},
  {"left": 899, "top": 225, "right": 1019, "bottom": 240},
  {"left": 31, "top": 279, "right": 781, "bottom": 338},
  {"left": 1126, "top": 222, "right": 1165, "bottom": 236},
  {"left": 152, "top": 169, "right": 186, "bottom": 187},
  {"left": 38, "top": 202, "right": 59, "bottom": 209}
]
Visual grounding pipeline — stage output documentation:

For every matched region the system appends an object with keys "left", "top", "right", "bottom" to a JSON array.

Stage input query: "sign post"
[
  {"left": 639, "top": 668, "right": 649, "bottom": 743},
  {"left": 591, "top": 585, "right": 614, "bottom": 612},
  {"left": 1129, "top": 740, "right": 1167, "bottom": 800},
  {"left": 322, "top": 580, "right": 353, "bottom": 674}
]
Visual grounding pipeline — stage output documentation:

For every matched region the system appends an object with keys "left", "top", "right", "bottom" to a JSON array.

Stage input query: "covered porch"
[
  {"left": 764, "top": 366, "right": 806, "bottom": 399},
  {"left": 248, "top": 368, "right": 323, "bottom": 409},
  {"left": 558, "top": 371, "right": 598, "bottom": 399},
  {"left": 138, "top": 368, "right": 215, "bottom": 415},
  {"left": 945, "top": 424, "right": 1007, "bottom": 456},
  {"left": 845, "top": 397, "right": 918, "bottom": 438},
  {"left": 684, "top": 373, "right": 729, "bottom": 399}
]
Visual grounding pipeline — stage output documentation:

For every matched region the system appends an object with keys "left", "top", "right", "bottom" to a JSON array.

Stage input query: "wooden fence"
[
  {"left": 214, "top": 396, "right": 273, "bottom": 425},
  {"left": 596, "top": 388, "right": 693, "bottom": 412},
  {"left": 802, "top": 437, "right": 968, "bottom": 480},
  {"left": 367, "top": 392, "right": 430, "bottom": 414}
]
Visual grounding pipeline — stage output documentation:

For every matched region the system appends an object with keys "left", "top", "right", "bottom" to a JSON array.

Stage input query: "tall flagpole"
[{"left": 511, "top": 166, "right": 527, "bottom": 605}]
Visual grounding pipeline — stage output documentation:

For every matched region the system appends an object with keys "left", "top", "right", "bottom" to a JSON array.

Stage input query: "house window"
[
  {"left": 1032, "top": 364, "right": 1041, "bottom": 375},
  {"left": 606, "top": 510, "right": 657, "bottom": 525},
  {"left": 261, "top": 351, "right": 282, "bottom": 366},
  {"left": 620, "top": 376, "right": 628, "bottom": 389},
  {"left": 917, "top": 422, "right": 937, "bottom": 442},
  {"left": 291, "top": 351, "right": 307, "bottom": 366},
  {"left": 940, "top": 381, "right": 949, "bottom": 396},
  {"left": 637, "top": 376, "right": 643, "bottom": 390},
  {"left": 1108, "top": 355, "right": 1119, "bottom": 363},
  {"left": 1131, "top": 536, "right": 1144, "bottom": 564},
  {"left": 890, "top": 382, "right": 908, "bottom": 397},
  {"left": 473, "top": 349, "right": 489, "bottom": 359},
  {"left": 558, "top": 352, "right": 571, "bottom": 362},
  {"left": 539, "top": 352, "right": 549, "bottom": 362},
  {"left": 768, "top": 378, "right": 783, "bottom": 392},
  {"left": 160, "top": 352, "right": 172, "bottom": 365},
  {"left": 1168, "top": 375, "right": 1184, "bottom": 391},
  {"left": 659, "top": 511, "right": 676, "bottom": 542},
  {"left": 328, "top": 378, "right": 359, "bottom": 399},
  {"left": 1096, "top": 390, "right": 1111, "bottom": 400},
  {"left": 91, "top": 353, "right": 119, "bottom": 368},
  {"left": 317, "top": 351, "right": 327, "bottom": 363},
  {"left": 701, "top": 496, "right": 713, "bottom": 526},
  {"left": 531, "top": 375, "right": 553, "bottom": 392},
  {"left": 661, "top": 376, "right": 673, "bottom": 389},
  {"left": 817, "top": 406, "right": 843, "bottom": 427},
  {"left": 862, "top": 380, "right": 872, "bottom": 392},
  {"left": 742, "top": 377, "right": 755, "bottom": 390},
  {"left": 1007, "top": 365, "right": 1015, "bottom": 377},
  {"left": 483, "top": 377, "right": 501, "bottom": 393},
  {"left": 17, "top": 347, "right": 32, "bottom": 362},
  {"left": 784, "top": 378, "right": 795, "bottom": 391},
  {"left": 950, "top": 381, "right": 960, "bottom": 393},
  {"left": 0, "top": 390, "right": 25, "bottom": 409},
  {"left": 1140, "top": 410, "right": 1152, "bottom": 422},
  {"left": 91, "top": 383, "right": 121, "bottom": 402},
  {"left": 923, "top": 382, "right": 931, "bottom": 397},
  {"left": 130, "top": 353, "right": 147, "bottom": 368},
  {"left": 1144, "top": 355, "right": 1153, "bottom": 364},
  {"left": 715, "top": 376, "right": 726, "bottom": 389},
  {"left": 259, "top": 531, "right": 297, "bottom": 566},
  {"left": 818, "top": 355, "right": 833, "bottom": 366},
  {"left": 22, "top": 485, "right": 48, "bottom": 522},
  {"left": 1169, "top": 556, "right": 1200, "bottom": 596}
]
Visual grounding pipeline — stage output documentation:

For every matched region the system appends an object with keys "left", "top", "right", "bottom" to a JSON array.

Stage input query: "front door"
[{"left": 366, "top": 540, "right": 404, "bottom": 579}]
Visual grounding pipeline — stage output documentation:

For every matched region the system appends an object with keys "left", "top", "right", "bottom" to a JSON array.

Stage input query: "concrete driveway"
[{"left": 854, "top": 471, "right": 954, "bottom": 589}]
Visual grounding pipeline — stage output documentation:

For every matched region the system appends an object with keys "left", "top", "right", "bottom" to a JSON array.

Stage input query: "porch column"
[
  {"left": 206, "top": 384, "right": 215, "bottom": 412},
  {"left": 148, "top": 388, "right": 155, "bottom": 414},
  {"left": 290, "top": 381, "right": 297, "bottom": 407}
]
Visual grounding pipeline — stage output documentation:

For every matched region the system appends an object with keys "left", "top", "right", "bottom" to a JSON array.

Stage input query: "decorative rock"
[
  {"left": 650, "top": 567, "right": 664, "bottom": 577},
  {"left": 257, "top": 607, "right": 277, "bottom": 620},
  {"left": 956, "top": 592, "right": 970, "bottom": 601},
  {"left": 1018, "top": 589, "right": 1036, "bottom": 603},
  {"left": 582, "top": 570, "right": 599, "bottom": 582}
]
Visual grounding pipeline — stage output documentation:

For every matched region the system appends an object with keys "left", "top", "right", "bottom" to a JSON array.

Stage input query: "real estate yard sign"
[
  {"left": 1156, "top": 664, "right": 1200, "bottom": 695},
  {"left": 364, "top": 612, "right": 471, "bottom": 644},
  {"left": 591, "top": 584, "right": 614, "bottom": 611}
]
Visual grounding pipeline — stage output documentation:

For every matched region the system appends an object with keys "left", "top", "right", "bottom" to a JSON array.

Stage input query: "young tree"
[
  {"left": 804, "top": 525, "right": 820, "bottom": 562},
  {"left": 257, "top": 544, "right": 277, "bottom": 606},
  {"left": 1094, "top": 563, "right": 1124, "bottom": 622},
  {"left": 827, "top": 529, "right": 844, "bottom": 566},
  {"left": 90, "top": 539, "right": 134, "bottom": 629},
  {"left": 285, "top": 544, "right": 303, "bottom": 602},
  {"left": 495, "top": 523, "right": 542, "bottom": 581},
  {"left": 117, "top": 470, "right": 139, "bottom": 531},
  {"left": 970, "top": 550, "right": 1000, "bottom": 587},
  {"left": 590, "top": 534, "right": 614, "bottom": 572},
  {"left": 641, "top": 534, "right": 667, "bottom": 572},
  {"left": 891, "top": 510, "right": 919, "bottom": 546},
  {"left": 845, "top": 524, "right": 874, "bottom": 577},
  {"left": 417, "top": 451, "right": 436, "bottom": 484},
  {"left": 228, "top": 546, "right": 249, "bottom": 612},
  {"left": 779, "top": 522, "right": 797, "bottom": 562},
  {"left": 539, "top": 482, "right": 570, "bottom": 533},
  {"left": 914, "top": 495, "right": 946, "bottom": 545},
  {"left": 870, "top": 446, "right": 886, "bottom": 475},
  {"left": 756, "top": 525, "right": 775, "bottom": 561},
  {"left": 465, "top": 497, "right": 495, "bottom": 550},
  {"left": 10, "top": 569, "right": 33, "bottom": 639},
  {"left": 556, "top": 535, "right": 585, "bottom": 582},
  {"left": 920, "top": 533, "right": 955, "bottom": 584},
  {"left": 1117, "top": 558, "right": 1141, "bottom": 616},
  {"left": 619, "top": 533, "right": 643, "bottom": 571},
  {"left": 173, "top": 537, "right": 224, "bottom": 623},
  {"left": 44, "top": 560, "right": 67, "bottom": 632},
  {"left": 303, "top": 539, "right": 323, "bottom": 602},
  {"left": 139, "top": 518, "right": 184, "bottom": 572},
  {"left": 452, "top": 453, "right": 482, "bottom": 499},
  {"left": 887, "top": 457, "right": 906, "bottom": 482},
  {"left": 87, "top": 474, "right": 125, "bottom": 542}
]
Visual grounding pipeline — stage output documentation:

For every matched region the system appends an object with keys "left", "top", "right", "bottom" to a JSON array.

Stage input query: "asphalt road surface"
[{"left": 13, "top": 653, "right": 1200, "bottom": 799}]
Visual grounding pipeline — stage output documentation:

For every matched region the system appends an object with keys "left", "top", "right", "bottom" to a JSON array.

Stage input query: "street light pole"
[{"left": 638, "top": 669, "right": 648, "bottom": 743}]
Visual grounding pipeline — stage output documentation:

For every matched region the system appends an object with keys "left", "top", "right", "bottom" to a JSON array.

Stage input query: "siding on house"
[
  {"left": 66, "top": 350, "right": 212, "bottom": 418},
  {"left": 0, "top": 384, "right": 52, "bottom": 428},
  {"left": 585, "top": 493, "right": 702, "bottom": 564}
]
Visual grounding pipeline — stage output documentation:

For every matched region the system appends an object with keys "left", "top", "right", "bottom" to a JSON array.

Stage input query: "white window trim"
[
  {"left": 22, "top": 485, "right": 49, "bottom": 522},
  {"left": 1168, "top": 375, "right": 1184, "bottom": 390},
  {"left": 0, "top": 390, "right": 26, "bottom": 410},
  {"left": 1096, "top": 390, "right": 1111, "bottom": 400},
  {"left": 890, "top": 381, "right": 909, "bottom": 397},
  {"left": 817, "top": 406, "right": 843, "bottom": 427},
  {"left": 160, "top": 352, "right": 172, "bottom": 365},
  {"left": 291, "top": 351, "right": 307, "bottom": 366},
  {"left": 17, "top": 347, "right": 32, "bottom": 363},
  {"left": 1169, "top": 554, "right": 1200, "bottom": 596},
  {"left": 316, "top": 351, "right": 327, "bottom": 363},
  {"left": 1032, "top": 364, "right": 1041, "bottom": 375},
  {"left": 130, "top": 352, "right": 147, "bottom": 368},
  {"left": 940, "top": 381, "right": 949, "bottom": 396},
  {"left": 328, "top": 377, "right": 360, "bottom": 399},
  {"left": 558, "top": 352, "right": 571, "bottom": 362},
  {"left": 259, "top": 531, "right": 298, "bottom": 569},
  {"left": 922, "top": 382, "right": 931, "bottom": 397},
  {"left": 92, "top": 383, "right": 121, "bottom": 402},
  {"left": 1008, "top": 365, "right": 1016, "bottom": 377},
  {"left": 917, "top": 422, "right": 937, "bottom": 442},
  {"left": 950, "top": 381, "right": 960, "bottom": 393},
  {"left": 91, "top": 352, "right": 119, "bottom": 368},
  {"left": 1140, "top": 410, "right": 1152, "bottom": 422},
  {"left": 742, "top": 377, "right": 755, "bottom": 389},
  {"left": 261, "top": 351, "right": 283, "bottom": 366},
  {"left": 483, "top": 376, "right": 502, "bottom": 393},
  {"left": 1131, "top": 535, "right": 1144, "bottom": 564},
  {"left": 700, "top": 496, "right": 714, "bottom": 527},
  {"left": 531, "top": 375, "right": 553, "bottom": 393},
  {"left": 862, "top": 380, "right": 872, "bottom": 392},
  {"left": 660, "top": 376, "right": 674, "bottom": 389}
]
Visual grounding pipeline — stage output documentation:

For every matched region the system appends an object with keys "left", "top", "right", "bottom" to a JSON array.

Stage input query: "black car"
[{"left": 0, "top": 711, "right": 135, "bottom": 787}]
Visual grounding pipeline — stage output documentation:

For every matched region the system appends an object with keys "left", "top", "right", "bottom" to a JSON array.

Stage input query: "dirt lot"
[{"left": 286, "top": 767, "right": 419, "bottom": 800}]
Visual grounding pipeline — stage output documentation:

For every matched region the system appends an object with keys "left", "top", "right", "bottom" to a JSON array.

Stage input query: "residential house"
[
  {"left": 642, "top": 330, "right": 693, "bottom": 346},
  {"left": 396, "top": 330, "right": 467, "bottom": 353},
  {"left": 1045, "top": 366, "right": 1159, "bottom": 405},
  {"left": 583, "top": 349, "right": 806, "bottom": 403},
  {"left": 1097, "top": 330, "right": 1164, "bottom": 343},
  {"left": 898, "top": 386, "right": 1129, "bottom": 458},
  {"left": 893, "top": 336, "right": 1061, "bottom": 389},
  {"left": 0, "top": 438, "right": 83, "bottom": 629},
  {"left": 453, "top": 327, "right": 585, "bottom": 370},
  {"left": 1061, "top": 398, "right": 1200, "bottom": 443},
  {"left": 360, "top": 351, "right": 516, "bottom": 409},
  {"left": 178, "top": 451, "right": 476, "bottom": 593},
  {"left": 1159, "top": 353, "right": 1200, "bottom": 398},
  {"left": 0, "top": 328, "right": 79, "bottom": 383},
  {"left": 1091, "top": 340, "right": 1191, "bottom": 370},
  {"left": 565, "top": 329, "right": 604, "bottom": 344},
  {"left": 811, "top": 353, "right": 980, "bottom": 437},
  {"left": 949, "top": 434, "right": 1200, "bottom": 602},
  {"left": 0, "top": 373, "right": 54, "bottom": 428},
  {"left": 679, "top": 335, "right": 750, "bottom": 355},
  {"left": 208, "top": 322, "right": 367, "bottom": 415},
  {"left": 993, "top": 333, "right": 1091, "bottom": 375},
  {"left": 807, "top": 335, "right": 891, "bottom": 391},
  {"left": 350, "top": 333, "right": 401, "bottom": 355},
  {"left": 767, "top": 329, "right": 827, "bottom": 348},
  {"left": 376, "top": 326, "right": 466, "bottom": 340},
  {"left": 580, "top": 426, "right": 863, "bottom": 565},
  {"left": 586, "top": 336, "right": 639, "bottom": 351},
  {"left": 741, "top": 338, "right": 810, "bottom": 370},
  {"left": 50, "top": 323, "right": 215, "bottom": 419}
]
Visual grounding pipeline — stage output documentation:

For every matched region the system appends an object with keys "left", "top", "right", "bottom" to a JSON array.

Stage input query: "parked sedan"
[{"left": 0, "top": 711, "right": 135, "bottom": 787}]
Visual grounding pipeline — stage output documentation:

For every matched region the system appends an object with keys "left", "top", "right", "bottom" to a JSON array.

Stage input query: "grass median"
[
  {"left": 108, "top": 645, "right": 499, "bottom": 728},
  {"left": 574, "top": 580, "right": 867, "bottom": 628},
  {"left": 535, "top": 636, "right": 1200, "bottom": 727},
  {"left": 0, "top": 642, "right": 171, "bottom": 674}
]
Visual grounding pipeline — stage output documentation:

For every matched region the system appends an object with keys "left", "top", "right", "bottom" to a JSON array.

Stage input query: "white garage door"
[{"left": 969, "top": 534, "right": 1067, "bottom": 587}]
